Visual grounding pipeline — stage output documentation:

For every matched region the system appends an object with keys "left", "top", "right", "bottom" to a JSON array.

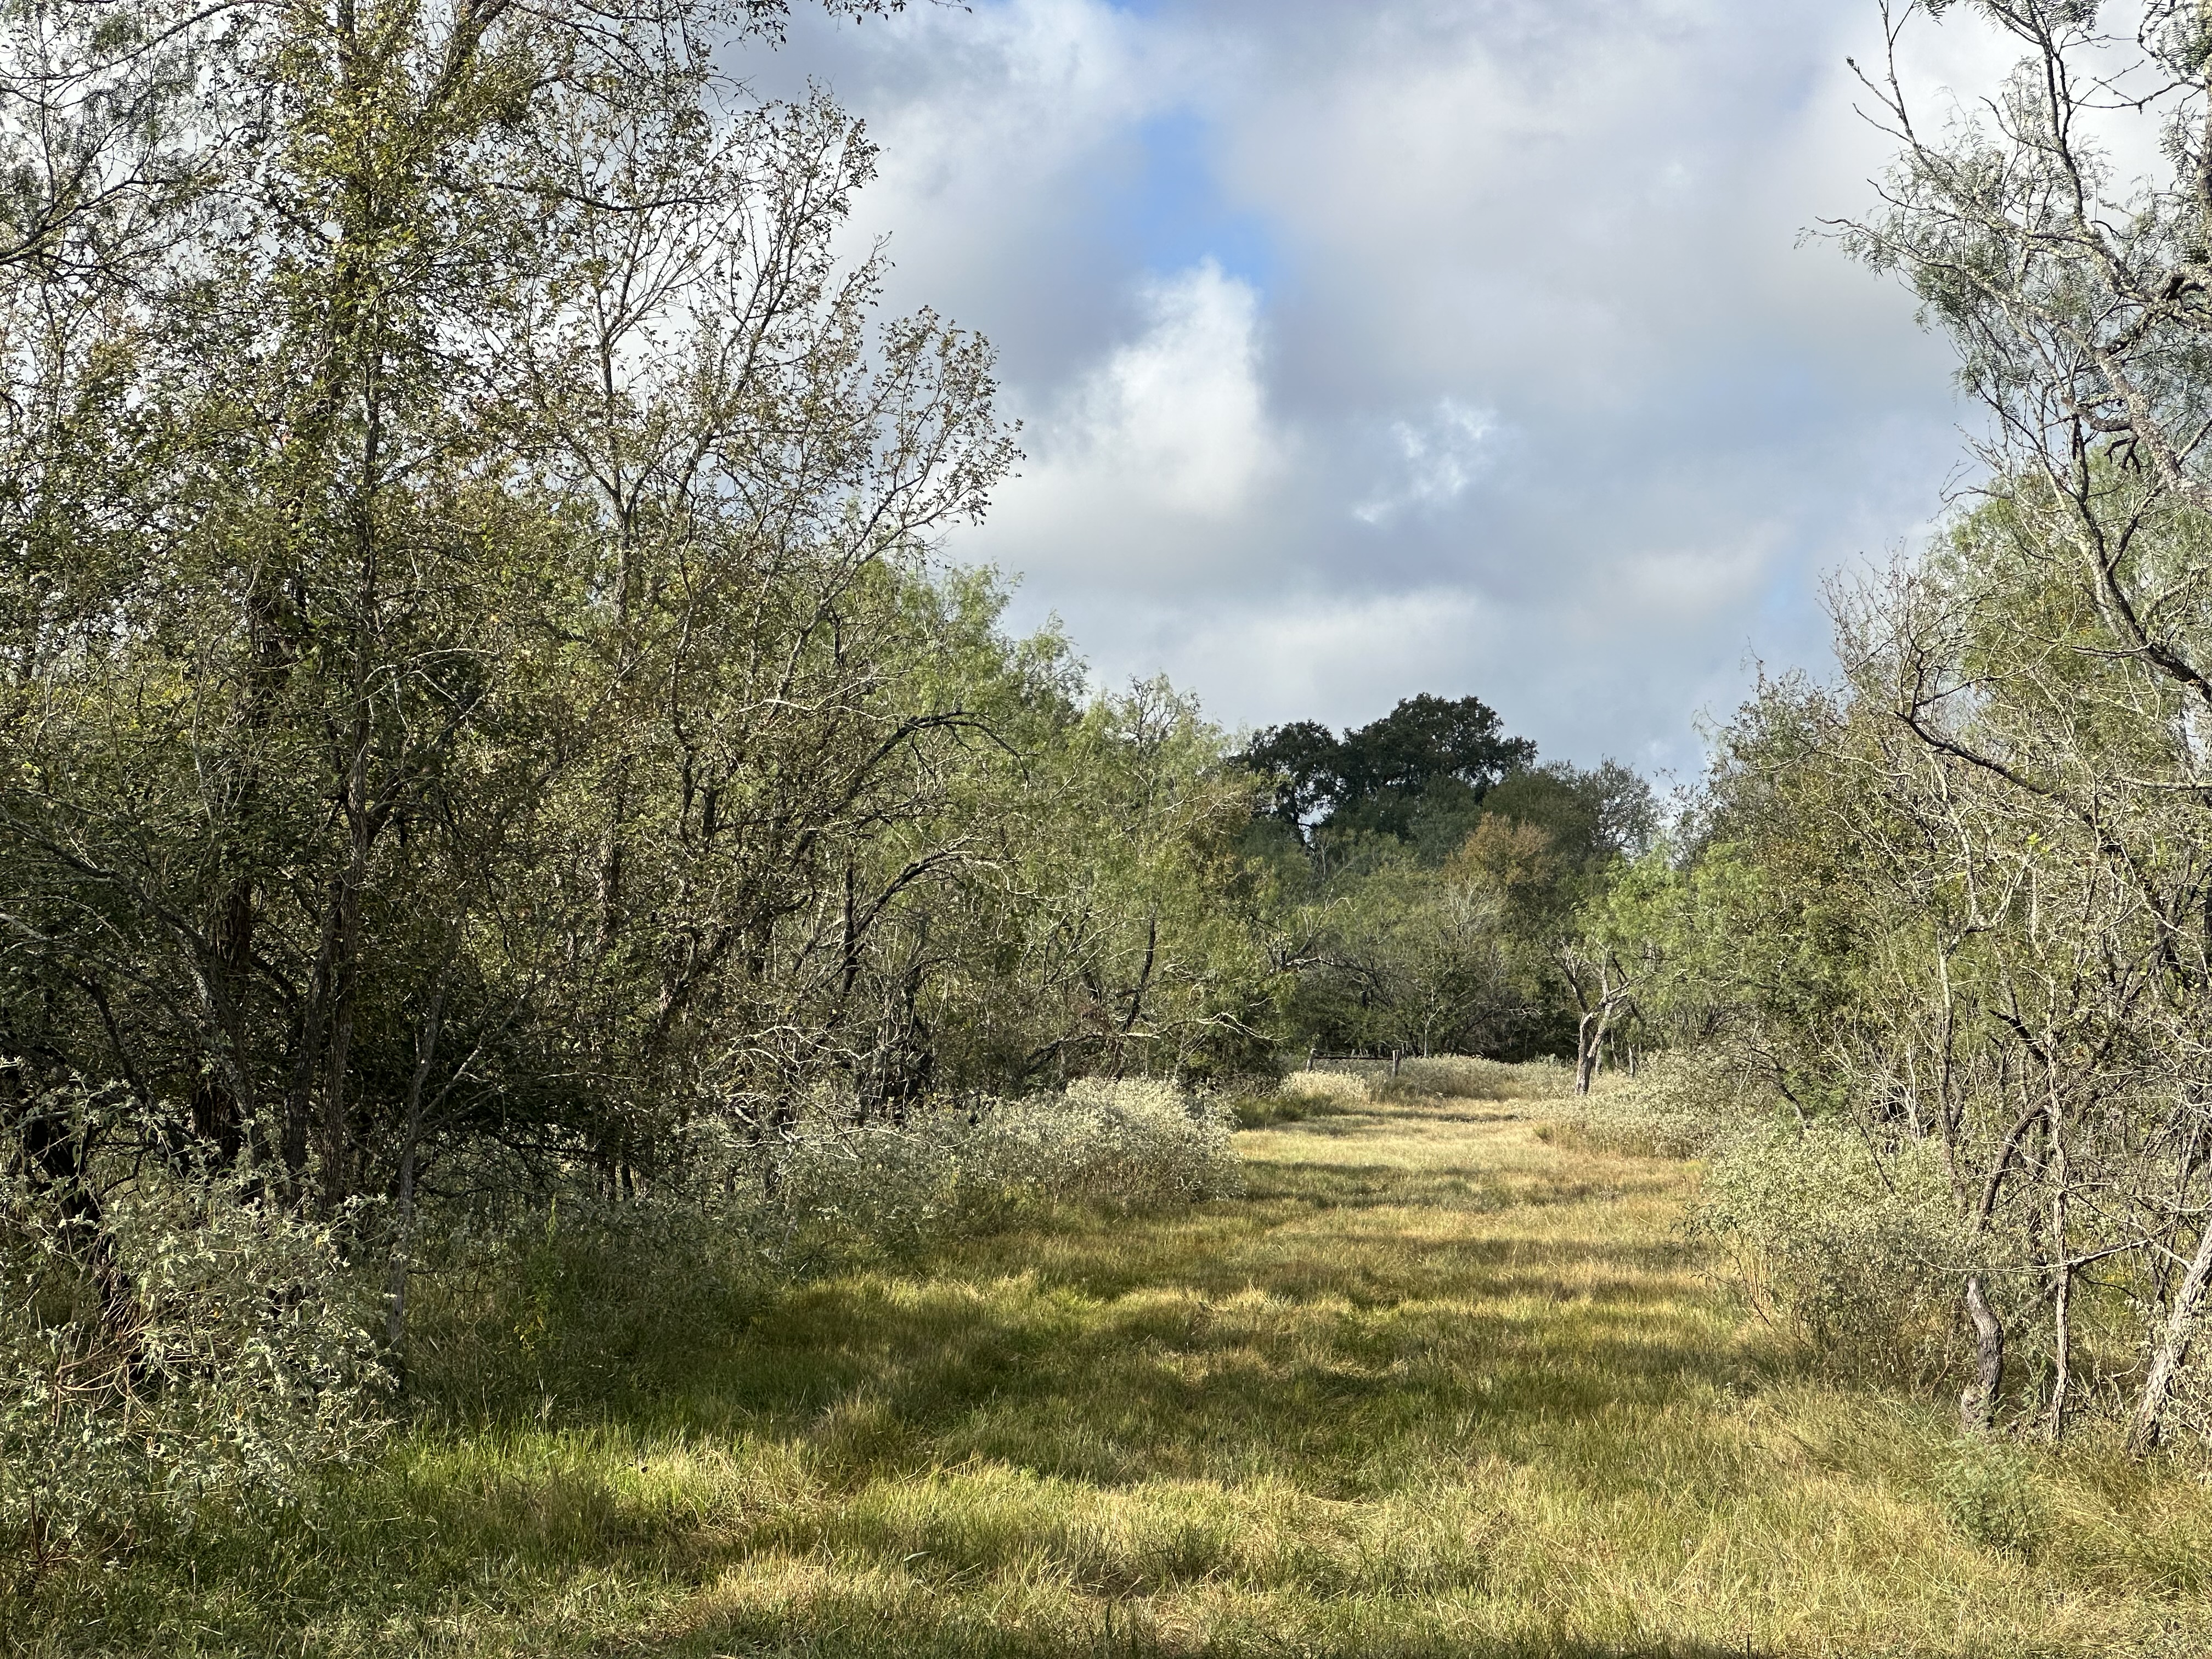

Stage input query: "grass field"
[{"left": 25, "top": 1085, "right": 2212, "bottom": 1656}]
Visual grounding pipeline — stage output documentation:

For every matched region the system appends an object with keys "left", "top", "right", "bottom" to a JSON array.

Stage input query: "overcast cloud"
[{"left": 747, "top": 0, "right": 2022, "bottom": 773}]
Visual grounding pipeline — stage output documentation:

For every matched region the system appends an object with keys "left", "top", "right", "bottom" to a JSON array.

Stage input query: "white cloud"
[
  {"left": 969, "top": 258, "right": 1296, "bottom": 591},
  {"left": 1054, "top": 260, "right": 1281, "bottom": 520},
  {"left": 764, "top": 0, "right": 2010, "bottom": 772},
  {"left": 1354, "top": 398, "right": 1499, "bottom": 524},
  {"left": 1144, "top": 588, "right": 1509, "bottom": 738}
]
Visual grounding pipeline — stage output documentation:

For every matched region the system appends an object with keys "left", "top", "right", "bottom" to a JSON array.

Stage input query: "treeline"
[
  {"left": 0, "top": 0, "right": 1277, "bottom": 1223},
  {"left": 1568, "top": 1, "right": 2212, "bottom": 1452},
  {"left": 3, "top": 0, "right": 1671, "bottom": 1571},
  {"left": 0, "top": 0, "right": 1283, "bottom": 1566},
  {"left": 1239, "top": 695, "right": 1655, "bottom": 1071}
]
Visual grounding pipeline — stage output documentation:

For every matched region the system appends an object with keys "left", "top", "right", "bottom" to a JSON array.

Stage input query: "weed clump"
[
  {"left": 1378, "top": 1054, "right": 1572, "bottom": 1104},
  {"left": 1235, "top": 1056, "right": 1572, "bottom": 1126},
  {"left": 1933, "top": 1439, "right": 2047, "bottom": 1558},
  {"left": 1694, "top": 1122, "right": 1963, "bottom": 1381},
  {"left": 1229, "top": 1069, "right": 1369, "bottom": 1128},
  {"left": 1536, "top": 1053, "right": 1967, "bottom": 1383},
  {"left": 1536, "top": 1051, "right": 1737, "bottom": 1159}
]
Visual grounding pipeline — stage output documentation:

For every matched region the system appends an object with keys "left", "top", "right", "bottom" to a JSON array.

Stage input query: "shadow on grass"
[
  {"left": 687, "top": 1601, "right": 1781, "bottom": 1659},
  {"left": 13, "top": 1102, "right": 1809, "bottom": 1657}
]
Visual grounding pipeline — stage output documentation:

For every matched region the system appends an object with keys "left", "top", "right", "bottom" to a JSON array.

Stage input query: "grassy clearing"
[{"left": 21, "top": 1077, "right": 2212, "bottom": 1656}]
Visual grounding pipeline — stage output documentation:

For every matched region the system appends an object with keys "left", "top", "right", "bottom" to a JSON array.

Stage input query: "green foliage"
[
  {"left": 1240, "top": 693, "right": 1533, "bottom": 841},
  {"left": 1693, "top": 1124, "right": 1965, "bottom": 1383},
  {"left": 1240, "top": 697, "right": 1658, "bottom": 1065},
  {"left": 0, "top": 0, "right": 1284, "bottom": 1575},
  {"left": 403, "top": 1080, "right": 1242, "bottom": 1423},
  {"left": 1933, "top": 1439, "right": 2048, "bottom": 1559},
  {"left": 910, "top": 676, "right": 1279, "bottom": 1091},
  {"left": 2, "top": 1094, "right": 386, "bottom": 1577},
  {"left": 1479, "top": 760, "right": 1659, "bottom": 874}
]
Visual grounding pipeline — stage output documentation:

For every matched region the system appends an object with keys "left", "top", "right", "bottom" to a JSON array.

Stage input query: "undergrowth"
[{"left": 12, "top": 1065, "right": 2212, "bottom": 1656}]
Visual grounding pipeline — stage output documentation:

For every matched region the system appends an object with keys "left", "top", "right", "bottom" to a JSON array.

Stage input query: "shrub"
[
  {"left": 1530, "top": 1053, "right": 1967, "bottom": 1381},
  {"left": 752, "top": 1077, "right": 1240, "bottom": 1256},
  {"left": 405, "top": 1079, "right": 1241, "bottom": 1419},
  {"left": 1691, "top": 1120, "right": 1963, "bottom": 1380},
  {"left": 1228, "top": 1068, "right": 1376, "bottom": 1128},
  {"left": 1376, "top": 1054, "right": 1573, "bottom": 1104},
  {"left": 1284, "top": 1069, "right": 1372, "bottom": 1107},
  {"left": 1933, "top": 1438, "right": 2047, "bottom": 1558},
  {"left": 2, "top": 1126, "right": 387, "bottom": 1578},
  {"left": 1539, "top": 1051, "right": 1743, "bottom": 1158}
]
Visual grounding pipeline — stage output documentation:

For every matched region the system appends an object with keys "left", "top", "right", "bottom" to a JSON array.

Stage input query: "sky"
[{"left": 743, "top": 0, "right": 2028, "bottom": 776}]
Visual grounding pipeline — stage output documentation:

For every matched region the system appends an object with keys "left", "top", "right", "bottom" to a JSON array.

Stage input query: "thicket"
[
  {"left": 31, "top": 0, "right": 2209, "bottom": 1609},
  {"left": 0, "top": 0, "right": 1271, "bottom": 1579},
  {"left": 1239, "top": 699, "right": 1658, "bottom": 1072},
  {"left": 0, "top": 0, "right": 1667, "bottom": 1581},
  {"left": 1557, "top": 0, "right": 2212, "bottom": 1452},
  {"left": 399, "top": 1077, "right": 1240, "bottom": 1418}
]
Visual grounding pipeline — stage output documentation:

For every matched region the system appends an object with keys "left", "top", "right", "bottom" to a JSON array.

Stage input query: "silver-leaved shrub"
[{"left": 2, "top": 1125, "right": 387, "bottom": 1571}]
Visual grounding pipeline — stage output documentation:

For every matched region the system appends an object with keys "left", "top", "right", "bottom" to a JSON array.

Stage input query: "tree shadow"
[
  {"left": 77, "top": 1105, "right": 1818, "bottom": 1657},
  {"left": 681, "top": 1601, "right": 1785, "bottom": 1659}
]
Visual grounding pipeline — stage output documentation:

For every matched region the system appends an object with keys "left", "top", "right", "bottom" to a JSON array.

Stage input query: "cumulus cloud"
[
  {"left": 759, "top": 0, "right": 2017, "bottom": 771},
  {"left": 963, "top": 258, "right": 1296, "bottom": 594},
  {"left": 1049, "top": 261, "right": 1281, "bottom": 522}
]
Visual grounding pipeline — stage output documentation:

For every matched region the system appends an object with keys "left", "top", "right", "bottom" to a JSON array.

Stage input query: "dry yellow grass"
[{"left": 24, "top": 1085, "right": 2212, "bottom": 1656}]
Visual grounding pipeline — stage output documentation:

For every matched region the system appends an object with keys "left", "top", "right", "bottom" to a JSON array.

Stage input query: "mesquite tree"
[
  {"left": 1, "top": 2, "right": 1284, "bottom": 1411},
  {"left": 1828, "top": 0, "right": 2212, "bottom": 1444}
]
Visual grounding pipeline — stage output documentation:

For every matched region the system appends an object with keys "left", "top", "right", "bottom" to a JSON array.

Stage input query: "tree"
[
  {"left": 1336, "top": 692, "right": 1536, "bottom": 805},
  {"left": 1823, "top": 0, "right": 2212, "bottom": 1444},
  {"left": 1239, "top": 693, "right": 1534, "bottom": 845},
  {"left": 1243, "top": 720, "right": 1342, "bottom": 832},
  {"left": 0, "top": 0, "right": 1023, "bottom": 1347}
]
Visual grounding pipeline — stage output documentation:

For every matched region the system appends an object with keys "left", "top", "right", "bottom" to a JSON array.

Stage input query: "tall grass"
[
  {"left": 404, "top": 1079, "right": 1242, "bottom": 1423},
  {"left": 12, "top": 1067, "right": 2212, "bottom": 1656}
]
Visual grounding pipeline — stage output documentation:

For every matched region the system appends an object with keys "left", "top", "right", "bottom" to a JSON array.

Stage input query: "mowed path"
[
  {"left": 652, "top": 1097, "right": 2208, "bottom": 1657},
  {"left": 143, "top": 1096, "right": 2212, "bottom": 1657}
]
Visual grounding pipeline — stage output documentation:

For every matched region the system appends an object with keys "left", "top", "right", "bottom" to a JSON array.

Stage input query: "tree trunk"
[
  {"left": 383, "top": 986, "right": 446, "bottom": 1371},
  {"left": 2131, "top": 1216, "right": 2212, "bottom": 1453},
  {"left": 1961, "top": 1272, "right": 2006, "bottom": 1432},
  {"left": 2045, "top": 1090, "right": 2072, "bottom": 1442},
  {"left": 1575, "top": 1009, "right": 1604, "bottom": 1095},
  {"left": 191, "top": 880, "right": 255, "bottom": 1164},
  {"left": 2047, "top": 1253, "right": 2073, "bottom": 1442}
]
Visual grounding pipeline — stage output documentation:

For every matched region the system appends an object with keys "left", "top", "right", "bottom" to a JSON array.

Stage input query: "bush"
[
  {"left": 2, "top": 1124, "right": 387, "bottom": 1577},
  {"left": 405, "top": 1079, "right": 1241, "bottom": 1419},
  {"left": 1933, "top": 1438, "right": 2047, "bottom": 1558},
  {"left": 1691, "top": 1121, "right": 1963, "bottom": 1380},
  {"left": 1538, "top": 1051, "right": 1742, "bottom": 1158},
  {"left": 1376, "top": 1054, "right": 1573, "bottom": 1104},
  {"left": 1225, "top": 1069, "right": 1369, "bottom": 1128},
  {"left": 764, "top": 1077, "right": 1240, "bottom": 1251},
  {"left": 400, "top": 1186, "right": 770, "bottom": 1420},
  {"left": 1530, "top": 1053, "right": 1967, "bottom": 1381},
  {"left": 1229, "top": 1057, "right": 1579, "bottom": 1123}
]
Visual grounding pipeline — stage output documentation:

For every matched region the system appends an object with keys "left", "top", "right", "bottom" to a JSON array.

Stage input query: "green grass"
[
  {"left": 20, "top": 1086, "right": 2212, "bottom": 1656},
  {"left": 1224, "top": 1088, "right": 1353, "bottom": 1129}
]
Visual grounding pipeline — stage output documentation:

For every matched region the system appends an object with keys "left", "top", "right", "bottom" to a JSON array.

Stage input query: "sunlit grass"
[{"left": 26, "top": 1083, "right": 2212, "bottom": 1656}]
